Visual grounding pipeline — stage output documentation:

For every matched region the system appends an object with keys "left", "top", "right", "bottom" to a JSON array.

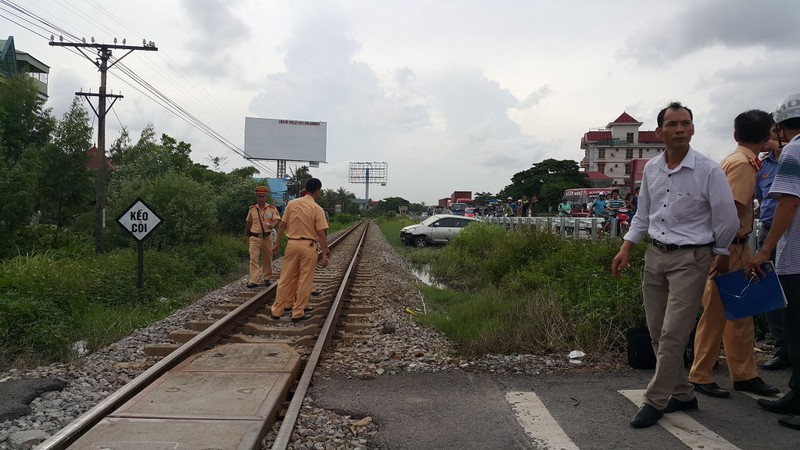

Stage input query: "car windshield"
[{"left": 420, "top": 216, "right": 443, "bottom": 226}]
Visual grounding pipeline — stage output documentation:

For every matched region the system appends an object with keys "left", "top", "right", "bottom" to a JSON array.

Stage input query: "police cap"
[{"left": 254, "top": 186, "right": 269, "bottom": 195}]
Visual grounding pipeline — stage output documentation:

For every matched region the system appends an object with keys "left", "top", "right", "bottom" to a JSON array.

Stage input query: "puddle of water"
[{"left": 411, "top": 264, "right": 447, "bottom": 289}]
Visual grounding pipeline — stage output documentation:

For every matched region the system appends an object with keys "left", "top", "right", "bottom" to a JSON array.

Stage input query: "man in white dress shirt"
[{"left": 612, "top": 102, "right": 739, "bottom": 428}]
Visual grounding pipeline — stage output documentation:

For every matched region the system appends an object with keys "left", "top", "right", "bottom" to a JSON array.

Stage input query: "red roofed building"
[{"left": 580, "top": 112, "right": 665, "bottom": 192}]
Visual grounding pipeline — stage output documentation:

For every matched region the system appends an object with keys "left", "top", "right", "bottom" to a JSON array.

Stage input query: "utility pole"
[{"left": 50, "top": 37, "right": 157, "bottom": 253}]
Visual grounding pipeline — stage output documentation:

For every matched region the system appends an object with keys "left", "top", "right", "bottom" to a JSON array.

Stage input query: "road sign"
[{"left": 117, "top": 198, "right": 162, "bottom": 242}]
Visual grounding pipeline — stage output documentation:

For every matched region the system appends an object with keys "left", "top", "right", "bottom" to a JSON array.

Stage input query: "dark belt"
[
  {"left": 651, "top": 239, "right": 714, "bottom": 252},
  {"left": 288, "top": 237, "right": 317, "bottom": 243},
  {"left": 732, "top": 236, "right": 750, "bottom": 245},
  {"left": 249, "top": 232, "right": 270, "bottom": 238}
]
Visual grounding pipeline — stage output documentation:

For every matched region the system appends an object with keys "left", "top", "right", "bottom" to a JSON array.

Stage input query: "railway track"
[{"left": 37, "top": 221, "right": 375, "bottom": 450}]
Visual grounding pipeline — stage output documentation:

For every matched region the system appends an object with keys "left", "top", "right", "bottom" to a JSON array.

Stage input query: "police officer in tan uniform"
[
  {"left": 270, "top": 178, "right": 329, "bottom": 322},
  {"left": 689, "top": 110, "right": 780, "bottom": 398},
  {"left": 244, "top": 185, "right": 280, "bottom": 288}
]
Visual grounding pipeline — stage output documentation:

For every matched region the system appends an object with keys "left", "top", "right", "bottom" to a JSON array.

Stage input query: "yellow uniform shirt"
[
  {"left": 283, "top": 195, "right": 328, "bottom": 240},
  {"left": 719, "top": 146, "right": 757, "bottom": 238},
  {"left": 247, "top": 204, "right": 280, "bottom": 234}
]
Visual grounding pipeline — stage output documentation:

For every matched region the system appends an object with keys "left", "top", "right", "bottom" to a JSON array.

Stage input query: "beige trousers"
[
  {"left": 248, "top": 236, "right": 273, "bottom": 284},
  {"left": 642, "top": 244, "right": 713, "bottom": 409},
  {"left": 270, "top": 239, "right": 318, "bottom": 319},
  {"left": 689, "top": 244, "right": 758, "bottom": 384}
]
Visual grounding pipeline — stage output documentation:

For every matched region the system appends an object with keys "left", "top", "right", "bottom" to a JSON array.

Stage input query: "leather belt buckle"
[{"left": 654, "top": 240, "right": 668, "bottom": 251}]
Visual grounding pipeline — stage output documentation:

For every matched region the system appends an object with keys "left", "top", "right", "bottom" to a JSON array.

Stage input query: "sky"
[{"left": 3, "top": 0, "right": 800, "bottom": 204}]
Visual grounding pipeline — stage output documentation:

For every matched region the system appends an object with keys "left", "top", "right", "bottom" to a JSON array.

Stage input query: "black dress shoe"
[
  {"left": 291, "top": 314, "right": 312, "bottom": 323},
  {"left": 663, "top": 397, "right": 698, "bottom": 413},
  {"left": 630, "top": 404, "right": 664, "bottom": 428},
  {"left": 246, "top": 283, "right": 258, "bottom": 288},
  {"left": 264, "top": 280, "right": 274, "bottom": 287},
  {"left": 270, "top": 314, "right": 281, "bottom": 320},
  {"left": 311, "top": 289, "right": 322, "bottom": 296},
  {"left": 733, "top": 377, "right": 780, "bottom": 396},
  {"left": 778, "top": 415, "right": 800, "bottom": 430},
  {"left": 284, "top": 306, "right": 314, "bottom": 312},
  {"left": 693, "top": 382, "right": 730, "bottom": 398},
  {"left": 758, "top": 398, "right": 800, "bottom": 415},
  {"left": 763, "top": 354, "right": 791, "bottom": 371}
]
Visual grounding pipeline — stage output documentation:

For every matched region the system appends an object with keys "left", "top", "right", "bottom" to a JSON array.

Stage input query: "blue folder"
[{"left": 713, "top": 262, "right": 787, "bottom": 320}]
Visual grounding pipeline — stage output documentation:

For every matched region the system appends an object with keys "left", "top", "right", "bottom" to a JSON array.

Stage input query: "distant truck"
[{"left": 450, "top": 191, "right": 472, "bottom": 205}]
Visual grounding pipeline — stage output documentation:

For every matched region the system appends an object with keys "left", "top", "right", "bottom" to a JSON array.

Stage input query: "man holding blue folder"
[
  {"left": 689, "top": 110, "right": 780, "bottom": 399},
  {"left": 612, "top": 102, "right": 739, "bottom": 428},
  {"left": 747, "top": 93, "right": 800, "bottom": 430}
]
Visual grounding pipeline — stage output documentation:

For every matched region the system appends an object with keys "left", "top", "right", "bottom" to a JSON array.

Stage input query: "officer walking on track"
[
  {"left": 244, "top": 185, "right": 280, "bottom": 288},
  {"left": 270, "top": 178, "right": 330, "bottom": 322},
  {"left": 611, "top": 102, "right": 739, "bottom": 429}
]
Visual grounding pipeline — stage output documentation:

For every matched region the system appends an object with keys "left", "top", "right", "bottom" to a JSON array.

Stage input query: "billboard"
[{"left": 244, "top": 117, "right": 327, "bottom": 163}]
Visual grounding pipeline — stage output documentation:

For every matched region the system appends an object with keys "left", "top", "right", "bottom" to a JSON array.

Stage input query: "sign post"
[{"left": 116, "top": 198, "right": 163, "bottom": 289}]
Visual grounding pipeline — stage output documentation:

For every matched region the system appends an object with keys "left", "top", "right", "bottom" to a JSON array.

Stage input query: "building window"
[
  {"left": 627, "top": 132, "right": 634, "bottom": 143},
  {"left": 597, "top": 163, "right": 605, "bottom": 173},
  {"left": 625, "top": 163, "right": 631, "bottom": 175},
  {"left": 598, "top": 149, "right": 605, "bottom": 159},
  {"left": 638, "top": 148, "right": 643, "bottom": 158},
  {"left": 626, "top": 149, "right": 634, "bottom": 159}
]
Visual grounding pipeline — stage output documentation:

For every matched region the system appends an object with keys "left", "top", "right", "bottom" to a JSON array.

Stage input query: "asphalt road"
[{"left": 310, "top": 367, "right": 796, "bottom": 449}]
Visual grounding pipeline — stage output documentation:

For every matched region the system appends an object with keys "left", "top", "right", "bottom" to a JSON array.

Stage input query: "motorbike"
[{"left": 616, "top": 207, "right": 632, "bottom": 235}]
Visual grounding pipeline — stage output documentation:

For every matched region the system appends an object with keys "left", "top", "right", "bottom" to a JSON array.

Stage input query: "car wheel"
[{"left": 414, "top": 236, "right": 428, "bottom": 247}]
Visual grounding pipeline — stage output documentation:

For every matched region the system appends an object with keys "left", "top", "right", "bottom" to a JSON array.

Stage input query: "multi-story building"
[
  {"left": 0, "top": 36, "right": 49, "bottom": 100},
  {"left": 580, "top": 112, "right": 664, "bottom": 192}
]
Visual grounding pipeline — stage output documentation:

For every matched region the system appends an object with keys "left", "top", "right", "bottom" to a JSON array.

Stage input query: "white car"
[{"left": 400, "top": 214, "right": 478, "bottom": 247}]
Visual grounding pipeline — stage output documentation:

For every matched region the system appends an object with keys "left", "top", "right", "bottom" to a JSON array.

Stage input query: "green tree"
[
  {"left": 0, "top": 76, "right": 54, "bottom": 166},
  {"left": 473, "top": 192, "right": 494, "bottom": 206},
  {"left": 38, "top": 98, "right": 93, "bottom": 228},
  {"left": 286, "top": 165, "right": 311, "bottom": 196},
  {"left": 109, "top": 172, "right": 217, "bottom": 248},
  {"left": 499, "top": 159, "right": 590, "bottom": 212},
  {"left": 374, "top": 196, "right": 410, "bottom": 214}
]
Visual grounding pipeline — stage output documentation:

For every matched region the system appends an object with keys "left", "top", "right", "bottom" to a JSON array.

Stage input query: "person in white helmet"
[{"left": 746, "top": 93, "right": 800, "bottom": 430}]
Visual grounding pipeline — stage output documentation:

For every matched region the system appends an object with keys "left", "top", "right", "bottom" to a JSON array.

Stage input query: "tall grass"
[
  {"left": 0, "top": 235, "right": 248, "bottom": 368},
  {"left": 379, "top": 219, "right": 647, "bottom": 355}
]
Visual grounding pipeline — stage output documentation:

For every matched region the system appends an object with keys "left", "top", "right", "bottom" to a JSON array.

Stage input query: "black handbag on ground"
[{"left": 626, "top": 326, "right": 656, "bottom": 370}]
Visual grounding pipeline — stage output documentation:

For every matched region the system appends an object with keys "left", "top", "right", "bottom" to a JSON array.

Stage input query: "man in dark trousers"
[
  {"left": 612, "top": 102, "right": 738, "bottom": 428},
  {"left": 746, "top": 93, "right": 800, "bottom": 430}
]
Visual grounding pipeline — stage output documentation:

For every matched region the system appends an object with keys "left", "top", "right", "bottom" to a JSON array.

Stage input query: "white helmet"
[{"left": 773, "top": 93, "right": 800, "bottom": 124}]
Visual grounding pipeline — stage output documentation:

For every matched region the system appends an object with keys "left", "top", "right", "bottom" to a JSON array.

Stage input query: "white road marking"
[
  {"left": 619, "top": 389, "right": 740, "bottom": 450},
  {"left": 506, "top": 391, "right": 579, "bottom": 450},
  {"left": 738, "top": 391, "right": 785, "bottom": 401}
]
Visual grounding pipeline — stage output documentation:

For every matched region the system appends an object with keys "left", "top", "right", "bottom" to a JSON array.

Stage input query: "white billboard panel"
[{"left": 244, "top": 117, "right": 327, "bottom": 163}]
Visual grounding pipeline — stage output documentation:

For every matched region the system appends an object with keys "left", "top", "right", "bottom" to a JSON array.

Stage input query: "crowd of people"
[{"left": 611, "top": 95, "right": 800, "bottom": 431}]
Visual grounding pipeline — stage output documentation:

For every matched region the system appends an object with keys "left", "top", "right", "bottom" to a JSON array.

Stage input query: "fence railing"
[{"left": 481, "top": 215, "right": 765, "bottom": 250}]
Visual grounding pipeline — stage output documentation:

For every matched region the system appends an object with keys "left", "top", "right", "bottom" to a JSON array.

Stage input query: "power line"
[{"left": 0, "top": 0, "right": 275, "bottom": 176}]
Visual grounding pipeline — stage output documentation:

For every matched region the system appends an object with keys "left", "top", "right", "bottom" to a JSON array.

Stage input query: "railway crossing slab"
[{"left": 70, "top": 343, "right": 299, "bottom": 449}]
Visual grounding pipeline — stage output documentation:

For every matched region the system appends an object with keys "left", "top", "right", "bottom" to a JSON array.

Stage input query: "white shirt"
[
  {"left": 769, "top": 134, "right": 800, "bottom": 275},
  {"left": 624, "top": 148, "right": 738, "bottom": 255}
]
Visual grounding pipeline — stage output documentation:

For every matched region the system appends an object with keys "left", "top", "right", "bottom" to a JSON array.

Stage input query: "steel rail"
[
  {"left": 37, "top": 222, "right": 364, "bottom": 450},
  {"left": 271, "top": 222, "right": 370, "bottom": 449}
]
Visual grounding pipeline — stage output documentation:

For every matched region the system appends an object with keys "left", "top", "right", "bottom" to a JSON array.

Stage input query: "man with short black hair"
[
  {"left": 270, "top": 178, "right": 330, "bottom": 322},
  {"left": 689, "top": 109, "right": 779, "bottom": 399},
  {"left": 612, "top": 102, "right": 738, "bottom": 428}
]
